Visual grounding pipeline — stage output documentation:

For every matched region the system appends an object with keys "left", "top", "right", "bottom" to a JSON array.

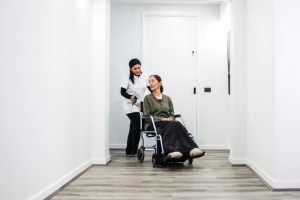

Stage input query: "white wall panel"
[
  {"left": 0, "top": 0, "right": 92, "bottom": 199},
  {"left": 110, "top": 4, "right": 230, "bottom": 149}
]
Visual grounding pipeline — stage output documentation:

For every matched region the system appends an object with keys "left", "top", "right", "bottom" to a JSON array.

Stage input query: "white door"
[{"left": 142, "top": 15, "right": 198, "bottom": 139}]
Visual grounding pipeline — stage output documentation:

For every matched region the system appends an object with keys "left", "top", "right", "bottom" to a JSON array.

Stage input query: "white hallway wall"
[
  {"left": 0, "top": 0, "right": 110, "bottom": 199},
  {"left": 273, "top": 0, "right": 300, "bottom": 188},
  {"left": 109, "top": 3, "right": 230, "bottom": 149},
  {"left": 229, "top": 0, "right": 247, "bottom": 164},
  {"left": 246, "top": 0, "right": 300, "bottom": 188},
  {"left": 246, "top": 0, "right": 276, "bottom": 185},
  {"left": 230, "top": 0, "right": 300, "bottom": 189},
  {"left": 91, "top": 0, "right": 111, "bottom": 165}
]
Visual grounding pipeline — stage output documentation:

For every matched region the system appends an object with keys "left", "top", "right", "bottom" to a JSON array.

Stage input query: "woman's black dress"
[{"left": 154, "top": 120, "right": 198, "bottom": 155}]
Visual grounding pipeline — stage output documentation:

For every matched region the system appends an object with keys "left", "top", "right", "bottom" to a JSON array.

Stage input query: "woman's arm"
[
  {"left": 143, "top": 96, "right": 151, "bottom": 117},
  {"left": 120, "top": 76, "right": 136, "bottom": 103},
  {"left": 120, "top": 87, "right": 131, "bottom": 99},
  {"left": 121, "top": 87, "right": 136, "bottom": 104},
  {"left": 168, "top": 96, "right": 175, "bottom": 120},
  {"left": 157, "top": 96, "right": 174, "bottom": 121}
]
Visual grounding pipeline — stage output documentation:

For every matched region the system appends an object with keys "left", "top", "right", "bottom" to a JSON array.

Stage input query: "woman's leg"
[
  {"left": 162, "top": 121, "right": 198, "bottom": 154},
  {"left": 164, "top": 121, "right": 205, "bottom": 158},
  {"left": 153, "top": 121, "right": 185, "bottom": 158},
  {"left": 126, "top": 112, "right": 141, "bottom": 155},
  {"left": 154, "top": 121, "right": 168, "bottom": 154},
  {"left": 126, "top": 114, "right": 132, "bottom": 155}
]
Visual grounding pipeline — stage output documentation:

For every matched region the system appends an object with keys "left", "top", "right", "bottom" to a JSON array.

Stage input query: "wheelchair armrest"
[
  {"left": 174, "top": 114, "right": 181, "bottom": 118},
  {"left": 141, "top": 115, "right": 151, "bottom": 120}
]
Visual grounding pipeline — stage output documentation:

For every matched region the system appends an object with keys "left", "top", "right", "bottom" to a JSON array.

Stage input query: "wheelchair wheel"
[
  {"left": 137, "top": 148, "right": 145, "bottom": 163},
  {"left": 152, "top": 154, "right": 156, "bottom": 168}
]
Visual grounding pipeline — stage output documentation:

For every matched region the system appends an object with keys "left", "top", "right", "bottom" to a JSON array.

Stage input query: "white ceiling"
[{"left": 111, "top": 0, "right": 230, "bottom": 5}]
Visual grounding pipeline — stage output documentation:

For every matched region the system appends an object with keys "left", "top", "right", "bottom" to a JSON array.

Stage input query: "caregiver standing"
[{"left": 120, "top": 58, "right": 149, "bottom": 156}]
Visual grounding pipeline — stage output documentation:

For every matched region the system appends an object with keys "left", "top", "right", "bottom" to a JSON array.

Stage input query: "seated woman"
[{"left": 143, "top": 75, "right": 205, "bottom": 159}]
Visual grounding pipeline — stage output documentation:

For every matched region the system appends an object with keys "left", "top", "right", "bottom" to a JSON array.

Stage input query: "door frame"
[{"left": 141, "top": 12, "right": 200, "bottom": 142}]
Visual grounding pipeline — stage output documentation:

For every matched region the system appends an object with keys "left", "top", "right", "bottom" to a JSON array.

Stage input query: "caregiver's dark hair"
[{"left": 128, "top": 58, "right": 141, "bottom": 84}]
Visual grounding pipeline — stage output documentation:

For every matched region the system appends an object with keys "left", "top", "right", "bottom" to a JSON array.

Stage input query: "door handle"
[{"left": 193, "top": 87, "right": 196, "bottom": 94}]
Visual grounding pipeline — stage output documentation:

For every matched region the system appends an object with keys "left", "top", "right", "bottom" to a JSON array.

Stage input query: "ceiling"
[{"left": 110, "top": 0, "right": 230, "bottom": 5}]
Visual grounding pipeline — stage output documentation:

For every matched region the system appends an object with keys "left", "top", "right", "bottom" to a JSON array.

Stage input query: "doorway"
[{"left": 142, "top": 14, "right": 198, "bottom": 139}]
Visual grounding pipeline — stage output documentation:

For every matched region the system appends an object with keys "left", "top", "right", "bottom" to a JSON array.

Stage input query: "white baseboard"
[
  {"left": 30, "top": 160, "right": 92, "bottom": 200},
  {"left": 247, "top": 159, "right": 300, "bottom": 189},
  {"left": 246, "top": 159, "right": 276, "bottom": 189},
  {"left": 30, "top": 155, "right": 111, "bottom": 200},
  {"left": 272, "top": 180, "right": 300, "bottom": 189},
  {"left": 200, "top": 144, "right": 229, "bottom": 150},
  {"left": 91, "top": 155, "right": 111, "bottom": 164},
  {"left": 110, "top": 144, "right": 126, "bottom": 149},
  {"left": 228, "top": 155, "right": 247, "bottom": 165}
]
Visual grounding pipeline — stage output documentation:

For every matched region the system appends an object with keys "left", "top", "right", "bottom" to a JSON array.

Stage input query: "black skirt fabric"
[{"left": 154, "top": 121, "right": 198, "bottom": 155}]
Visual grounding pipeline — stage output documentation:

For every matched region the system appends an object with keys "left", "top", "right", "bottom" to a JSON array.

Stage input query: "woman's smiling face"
[
  {"left": 131, "top": 64, "right": 141, "bottom": 76},
  {"left": 149, "top": 76, "right": 161, "bottom": 92}
]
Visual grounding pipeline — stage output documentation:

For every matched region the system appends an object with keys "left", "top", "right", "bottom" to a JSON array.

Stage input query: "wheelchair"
[{"left": 136, "top": 113, "right": 195, "bottom": 167}]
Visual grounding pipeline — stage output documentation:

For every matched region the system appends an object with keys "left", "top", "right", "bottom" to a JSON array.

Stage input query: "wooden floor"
[{"left": 49, "top": 150, "right": 300, "bottom": 200}]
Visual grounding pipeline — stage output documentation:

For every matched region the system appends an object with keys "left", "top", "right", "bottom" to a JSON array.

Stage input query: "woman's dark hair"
[
  {"left": 150, "top": 74, "right": 164, "bottom": 93},
  {"left": 129, "top": 58, "right": 141, "bottom": 84}
]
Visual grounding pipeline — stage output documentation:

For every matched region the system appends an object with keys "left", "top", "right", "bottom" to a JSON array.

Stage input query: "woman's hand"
[
  {"left": 161, "top": 117, "right": 173, "bottom": 121},
  {"left": 130, "top": 95, "right": 137, "bottom": 104}
]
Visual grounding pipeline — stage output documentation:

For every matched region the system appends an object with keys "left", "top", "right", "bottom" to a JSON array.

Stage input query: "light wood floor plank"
[{"left": 48, "top": 150, "right": 300, "bottom": 200}]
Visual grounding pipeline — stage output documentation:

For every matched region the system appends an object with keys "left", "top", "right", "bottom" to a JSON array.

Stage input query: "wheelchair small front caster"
[
  {"left": 137, "top": 148, "right": 145, "bottom": 163},
  {"left": 152, "top": 154, "right": 156, "bottom": 168},
  {"left": 188, "top": 157, "right": 193, "bottom": 164}
]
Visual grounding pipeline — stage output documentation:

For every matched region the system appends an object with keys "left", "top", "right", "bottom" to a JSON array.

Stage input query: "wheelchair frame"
[{"left": 136, "top": 113, "right": 193, "bottom": 167}]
